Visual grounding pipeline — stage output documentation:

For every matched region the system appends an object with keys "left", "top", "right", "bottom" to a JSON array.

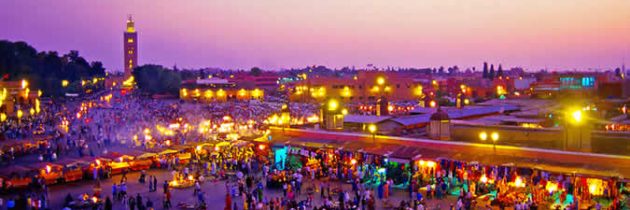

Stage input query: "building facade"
[
  {"left": 289, "top": 71, "right": 425, "bottom": 103},
  {"left": 180, "top": 78, "right": 264, "bottom": 102}
]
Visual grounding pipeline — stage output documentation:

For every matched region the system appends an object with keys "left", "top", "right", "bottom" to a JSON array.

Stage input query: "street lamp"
[
  {"left": 479, "top": 131, "right": 499, "bottom": 153},
  {"left": 327, "top": 99, "right": 339, "bottom": 111},
  {"left": 479, "top": 131, "right": 488, "bottom": 141},
  {"left": 490, "top": 132, "right": 499, "bottom": 153},
  {"left": 571, "top": 110, "right": 582, "bottom": 124},
  {"left": 376, "top": 77, "right": 385, "bottom": 85},
  {"left": 368, "top": 124, "right": 377, "bottom": 143}
]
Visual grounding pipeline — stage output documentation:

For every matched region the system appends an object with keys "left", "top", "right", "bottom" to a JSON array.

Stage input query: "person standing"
[
  {"left": 148, "top": 175, "right": 153, "bottom": 192},
  {"left": 163, "top": 180, "right": 169, "bottom": 194},
  {"left": 112, "top": 184, "right": 117, "bottom": 201},
  {"left": 104, "top": 197, "right": 112, "bottom": 210},
  {"left": 128, "top": 196, "right": 136, "bottom": 210},
  {"left": 152, "top": 176, "right": 158, "bottom": 192}
]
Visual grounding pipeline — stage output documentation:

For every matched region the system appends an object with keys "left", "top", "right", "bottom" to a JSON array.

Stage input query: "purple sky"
[{"left": 1, "top": 0, "right": 629, "bottom": 72}]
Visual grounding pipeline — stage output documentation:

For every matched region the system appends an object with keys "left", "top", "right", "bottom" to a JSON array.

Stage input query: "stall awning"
[
  {"left": 159, "top": 149, "right": 178, "bottom": 155},
  {"left": 136, "top": 152, "right": 157, "bottom": 159}
]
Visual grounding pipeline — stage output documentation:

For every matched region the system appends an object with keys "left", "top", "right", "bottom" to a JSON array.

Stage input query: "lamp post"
[
  {"left": 368, "top": 124, "right": 377, "bottom": 144},
  {"left": 490, "top": 132, "right": 499, "bottom": 153},
  {"left": 479, "top": 131, "right": 499, "bottom": 155},
  {"left": 565, "top": 109, "right": 583, "bottom": 150}
]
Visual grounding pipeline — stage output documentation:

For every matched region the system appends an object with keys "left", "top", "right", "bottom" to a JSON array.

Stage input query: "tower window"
[{"left": 127, "top": 38, "right": 134, "bottom": 43}]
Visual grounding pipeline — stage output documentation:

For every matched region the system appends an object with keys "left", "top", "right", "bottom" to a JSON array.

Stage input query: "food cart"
[
  {"left": 172, "top": 145, "right": 193, "bottom": 165},
  {"left": 131, "top": 152, "right": 157, "bottom": 171},
  {"left": 57, "top": 158, "right": 86, "bottom": 183},
  {"left": 177, "top": 152, "right": 192, "bottom": 165},
  {"left": 29, "top": 162, "right": 63, "bottom": 185},
  {"left": 101, "top": 152, "right": 131, "bottom": 175},
  {"left": 0, "top": 165, "right": 32, "bottom": 190}
]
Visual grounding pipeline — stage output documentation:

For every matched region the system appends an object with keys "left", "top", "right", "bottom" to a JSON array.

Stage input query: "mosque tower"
[{"left": 123, "top": 15, "right": 138, "bottom": 79}]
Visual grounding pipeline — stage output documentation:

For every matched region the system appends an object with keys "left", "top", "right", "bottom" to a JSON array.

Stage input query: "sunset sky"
[{"left": 1, "top": 0, "right": 629, "bottom": 72}]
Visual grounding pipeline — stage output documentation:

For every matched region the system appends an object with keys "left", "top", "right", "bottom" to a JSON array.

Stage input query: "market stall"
[
  {"left": 56, "top": 158, "right": 86, "bottom": 183},
  {"left": 129, "top": 150, "right": 155, "bottom": 171},
  {"left": 0, "top": 165, "right": 32, "bottom": 190},
  {"left": 101, "top": 152, "right": 131, "bottom": 175},
  {"left": 29, "top": 162, "right": 63, "bottom": 185}
]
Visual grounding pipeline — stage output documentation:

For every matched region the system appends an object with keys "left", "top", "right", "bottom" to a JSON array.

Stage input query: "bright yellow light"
[
  {"left": 267, "top": 114, "right": 279, "bottom": 125},
  {"left": 384, "top": 86, "right": 391, "bottom": 92},
  {"left": 251, "top": 89, "right": 263, "bottom": 98},
  {"left": 432, "top": 80, "right": 437, "bottom": 85},
  {"left": 546, "top": 182, "right": 558, "bottom": 193},
  {"left": 480, "top": 174, "right": 488, "bottom": 183},
  {"left": 376, "top": 77, "right": 385, "bottom": 85},
  {"left": 419, "top": 160, "right": 426, "bottom": 166},
  {"left": 180, "top": 88, "right": 188, "bottom": 97},
  {"left": 479, "top": 132, "right": 488, "bottom": 141},
  {"left": 371, "top": 86, "right": 380, "bottom": 92},
  {"left": 327, "top": 99, "right": 339, "bottom": 111},
  {"left": 350, "top": 159, "right": 357, "bottom": 165},
  {"left": 306, "top": 114, "right": 319, "bottom": 123},
  {"left": 92, "top": 78, "right": 98, "bottom": 84},
  {"left": 21, "top": 79, "right": 28, "bottom": 89},
  {"left": 414, "top": 86, "right": 423, "bottom": 96},
  {"left": 16, "top": 109, "right": 23, "bottom": 119},
  {"left": 341, "top": 108, "right": 348, "bottom": 115},
  {"left": 571, "top": 110, "right": 582, "bottom": 124},
  {"left": 387, "top": 105, "right": 394, "bottom": 112},
  {"left": 62, "top": 80, "right": 69, "bottom": 87},
  {"left": 429, "top": 100, "right": 436, "bottom": 108},
  {"left": 0, "top": 113, "right": 6, "bottom": 122},
  {"left": 238, "top": 89, "right": 247, "bottom": 97},
  {"left": 204, "top": 90, "right": 213, "bottom": 98},
  {"left": 23, "top": 88, "right": 30, "bottom": 98},
  {"left": 514, "top": 176, "right": 525, "bottom": 188},
  {"left": 496, "top": 85, "right": 506, "bottom": 96},
  {"left": 368, "top": 124, "right": 377, "bottom": 133},
  {"left": 464, "top": 99, "right": 470, "bottom": 105},
  {"left": 491, "top": 132, "right": 499, "bottom": 142},
  {"left": 29, "top": 108, "right": 35, "bottom": 115},
  {"left": 123, "top": 76, "right": 134, "bottom": 86},
  {"left": 217, "top": 89, "right": 226, "bottom": 97},
  {"left": 341, "top": 86, "right": 352, "bottom": 97}
]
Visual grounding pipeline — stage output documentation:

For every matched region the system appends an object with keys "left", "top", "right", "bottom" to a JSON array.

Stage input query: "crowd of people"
[{"left": 0, "top": 90, "right": 627, "bottom": 210}]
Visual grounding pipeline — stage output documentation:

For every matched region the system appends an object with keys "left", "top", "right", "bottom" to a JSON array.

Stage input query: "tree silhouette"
[
  {"left": 0, "top": 40, "right": 105, "bottom": 96},
  {"left": 250, "top": 67, "right": 262, "bottom": 76},
  {"left": 133, "top": 64, "right": 181, "bottom": 95}
]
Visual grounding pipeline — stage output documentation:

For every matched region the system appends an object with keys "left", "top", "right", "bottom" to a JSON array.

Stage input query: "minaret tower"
[{"left": 123, "top": 15, "right": 138, "bottom": 79}]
